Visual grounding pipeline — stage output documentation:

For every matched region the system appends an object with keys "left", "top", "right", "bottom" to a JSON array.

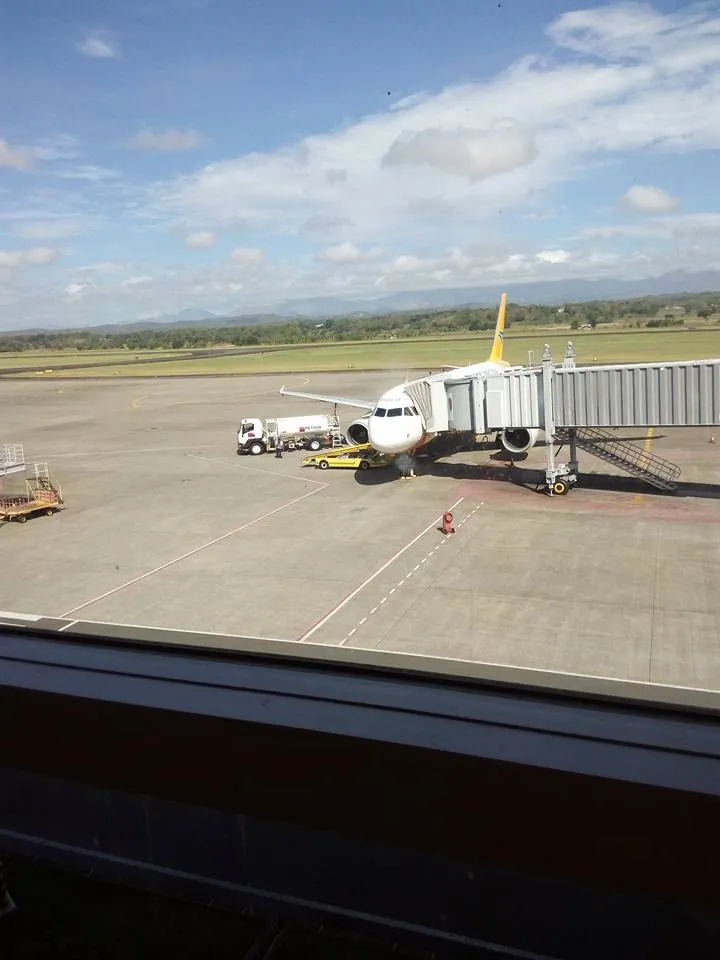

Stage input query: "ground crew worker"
[{"left": 275, "top": 439, "right": 282, "bottom": 459}]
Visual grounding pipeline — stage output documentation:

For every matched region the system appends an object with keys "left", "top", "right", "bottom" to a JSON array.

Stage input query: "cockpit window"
[
  {"left": 410, "top": 406, "right": 420, "bottom": 416},
  {"left": 387, "top": 407, "right": 402, "bottom": 417},
  {"left": 402, "top": 407, "right": 413, "bottom": 416},
  {"left": 373, "top": 407, "right": 386, "bottom": 417}
]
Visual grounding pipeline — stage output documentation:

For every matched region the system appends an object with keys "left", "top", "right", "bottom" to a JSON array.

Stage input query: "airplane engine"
[
  {"left": 499, "top": 428, "right": 539, "bottom": 455},
  {"left": 346, "top": 417, "right": 370, "bottom": 445}
]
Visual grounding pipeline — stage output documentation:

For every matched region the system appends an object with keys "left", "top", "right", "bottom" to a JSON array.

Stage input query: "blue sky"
[{"left": 1, "top": 0, "right": 720, "bottom": 328}]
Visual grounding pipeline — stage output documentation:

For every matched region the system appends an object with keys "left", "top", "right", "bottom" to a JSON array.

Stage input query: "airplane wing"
[
  {"left": 440, "top": 365, "right": 460, "bottom": 370},
  {"left": 279, "top": 385, "right": 375, "bottom": 411}
]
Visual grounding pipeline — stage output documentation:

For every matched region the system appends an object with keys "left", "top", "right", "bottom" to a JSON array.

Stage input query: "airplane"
[{"left": 279, "top": 292, "right": 539, "bottom": 460}]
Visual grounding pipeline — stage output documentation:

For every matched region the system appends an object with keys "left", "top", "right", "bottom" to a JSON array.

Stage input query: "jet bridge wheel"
[{"left": 552, "top": 479, "right": 569, "bottom": 496}]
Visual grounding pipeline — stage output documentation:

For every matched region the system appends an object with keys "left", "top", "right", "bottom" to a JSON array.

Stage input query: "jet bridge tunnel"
[{"left": 410, "top": 348, "right": 720, "bottom": 495}]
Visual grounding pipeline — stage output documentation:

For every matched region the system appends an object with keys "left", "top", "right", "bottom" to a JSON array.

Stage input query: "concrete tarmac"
[{"left": 1, "top": 372, "right": 719, "bottom": 691}]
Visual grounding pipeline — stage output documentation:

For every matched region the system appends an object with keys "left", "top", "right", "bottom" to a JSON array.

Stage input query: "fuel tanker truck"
[{"left": 236, "top": 414, "right": 344, "bottom": 456}]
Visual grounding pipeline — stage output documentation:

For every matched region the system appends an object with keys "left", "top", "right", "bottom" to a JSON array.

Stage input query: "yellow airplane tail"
[{"left": 488, "top": 292, "right": 508, "bottom": 365}]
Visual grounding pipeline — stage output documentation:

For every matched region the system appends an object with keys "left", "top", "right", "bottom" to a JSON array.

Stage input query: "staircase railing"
[{"left": 556, "top": 427, "right": 681, "bottom": 491}]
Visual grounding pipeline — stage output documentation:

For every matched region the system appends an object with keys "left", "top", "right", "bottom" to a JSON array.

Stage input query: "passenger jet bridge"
[{"left": 405, "top": 346, "right": 720, "bottom": 495}]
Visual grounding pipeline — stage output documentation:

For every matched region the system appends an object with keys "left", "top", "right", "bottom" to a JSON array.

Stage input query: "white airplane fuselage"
[{"left": 366, "top": 360, "right": 508, "bottom": 455}]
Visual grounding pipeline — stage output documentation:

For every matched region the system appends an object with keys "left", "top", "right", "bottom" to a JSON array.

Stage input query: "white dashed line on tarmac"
[
  {"left": 298, "top": 498, "right": 466, "bottom": 643},
  {"left": 339, "top": 501, "right": 484, "bottom": 646}
]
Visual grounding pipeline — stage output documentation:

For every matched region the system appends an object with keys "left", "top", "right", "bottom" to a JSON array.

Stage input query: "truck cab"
[{"left": 237, "top": 418, "right": 266, "bottom": 456}]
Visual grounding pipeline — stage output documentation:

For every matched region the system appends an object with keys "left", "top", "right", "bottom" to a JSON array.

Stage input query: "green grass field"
[{"left": 4, "top": 328, "right": 720, "bottom": 378}]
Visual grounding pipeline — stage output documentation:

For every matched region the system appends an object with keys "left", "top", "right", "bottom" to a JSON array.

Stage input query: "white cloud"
[
  {"left": 547, "top": 3, "right": 720, "bottom": 69},
  {"left": 19, "top": 246, "right": 58, "bottom": 265},
  {"left": 30, "top": 134, "right": 82, "bottom": 162},
  {"left": 381, "top": 126, "right": 537, "bottom": 181},
  {"left": 75, "top": 261, "right": 135, "bottom": 276},
  {"left": 13, "top": 217, "right": 97, "bottom": 240},
  {"left": 65, "top": 282, "right": 90, "bottom": 297},
  {"left": 316, "top": 242, "right": 361, "bottom": 263},
  {"left": 120, "top": 275, "right": 153, "bottom": 287},
  {"left": 75, "top": 33, "right": 119, "bottom": 59},
  {"left": 389, "top": 254, "right": 426, "bottom": 274},
  {"left": 536, "top": 249, "right": 572, "bottom": 264},
  {"left": 229, "top": 247, "right": 263, "bottom": 264},
  {"left": 581, "top": 223, "right": 669, "bottom": 239},
  {"left": 622, "top": 184, "right": 680, "bottom": 213},
  {"left": 185, "top": 230, "right": 215, "bottom": 248},
  {"left": 583, "top": 212, "right": 720, "bottom": 241},
  {"left": 0, "top": 246, "right": 58, "bottom": 269},
  {"left": 300, "top": 214, "right": 354, "bottom": 236},
  {"left": 148, "top": 3, "right": 720, "bottom": 252},
  {"left": 0, "top": 139, "right": 33, "bottom": 171},
  {"left": 0, "top": 188, "right": 108, "bottom": 261},
  {"left": 128, "top": 128, "right": 207, "bottom": 151},
  {"left": 56, "top": 165, "right": 119, "bottom": 182}
]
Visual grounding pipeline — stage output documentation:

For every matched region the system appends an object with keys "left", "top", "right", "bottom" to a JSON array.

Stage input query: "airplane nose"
[{"left": 368, "top": 419, "right": 424, "bottom": 455}]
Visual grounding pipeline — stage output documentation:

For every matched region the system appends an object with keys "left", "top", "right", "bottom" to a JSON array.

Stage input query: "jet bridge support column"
[
  {"left": 568, "top": 430, "right": 578, "bottom": 478},
  {"left": 563, "top": 341, "right": 579, "bottom": 476},
  {"left": 542, "top": 346, "right": 577, "bottom": 496}
]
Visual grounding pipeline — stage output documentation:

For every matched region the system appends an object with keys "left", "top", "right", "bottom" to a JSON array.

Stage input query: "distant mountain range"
[
  {"left": 148, "top": 269, "right": 720, "bottom": 327},
  {"left": 97, "top": 306, "right": 286, "bottom": 331},
  {"left": 8, "top": 269, "right": 720, "bottom": 334},
  {"left": 245, "top": 270, "right": 720, "bottom": 318}
]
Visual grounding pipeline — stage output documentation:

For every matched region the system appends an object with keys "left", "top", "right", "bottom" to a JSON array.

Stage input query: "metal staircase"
[{"left": 555, "top": 426, "right": 681, "bottom": 492}]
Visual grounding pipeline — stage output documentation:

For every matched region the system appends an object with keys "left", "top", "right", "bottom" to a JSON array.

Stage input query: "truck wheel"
[
  {"left": 308, "top": 439, "right": 321, "bottom": 451},
  {"left": 249, "top": 441, "right": 265, "bottom": 456},
  {"left": 319, "top": 460, "right": 329, "bottom": 470},
  {"left": 552, "top": 479, "right": 568, "bottom": 496},
  {"left": 17, "top": 515, "right": 27, "bottom": 523},
  {"left": 359, "top": 460, "right": 370, "bottom": 471}
]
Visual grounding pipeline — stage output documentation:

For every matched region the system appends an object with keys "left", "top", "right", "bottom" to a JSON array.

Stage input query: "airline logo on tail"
[{"left": 487, "top": 292, "right": 508, "bottom": 366}]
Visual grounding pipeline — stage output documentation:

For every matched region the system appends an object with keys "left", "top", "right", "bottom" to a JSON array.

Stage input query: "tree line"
[{"left": 1, "top": 291, "right": 718, "bottom": 353}]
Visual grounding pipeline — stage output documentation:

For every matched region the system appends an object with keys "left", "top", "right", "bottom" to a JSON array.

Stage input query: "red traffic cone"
[{"left": 442, "top": 511, "right": 455, "bottom": 535}]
